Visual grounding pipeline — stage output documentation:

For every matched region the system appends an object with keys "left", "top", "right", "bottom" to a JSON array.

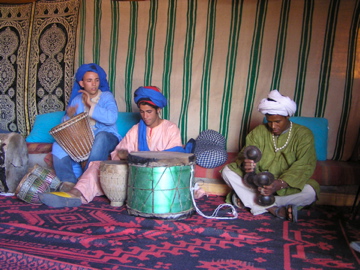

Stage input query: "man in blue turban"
[
  {"left": 52, "top": 63, "right": 121, "bottom": 186},
  {"left": 68, "top": 63, "right": 111, "bottom": 103}
]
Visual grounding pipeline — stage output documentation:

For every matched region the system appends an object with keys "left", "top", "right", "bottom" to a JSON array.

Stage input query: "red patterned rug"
[{"left": 0, "top": 194, "right": 359, "bottom": 269}]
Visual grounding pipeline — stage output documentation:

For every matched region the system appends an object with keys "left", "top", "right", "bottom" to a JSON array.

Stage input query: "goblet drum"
[
  {"left": 50, "top": 112, "right": 94, "bottom": 162},
  {"left": 99, "top": 160, "right": 128, "bottom": 207}
]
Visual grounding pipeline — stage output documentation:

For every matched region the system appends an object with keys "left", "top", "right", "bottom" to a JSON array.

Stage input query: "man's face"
[
  {"left": 139, "top": 104, "right": 161, "bottom": 128},
  {"left": 79, "top": 71, "right": 100, "bottom": 98},
  {"left": 265, "top": 114, "right": 290, "bottom": 136}
]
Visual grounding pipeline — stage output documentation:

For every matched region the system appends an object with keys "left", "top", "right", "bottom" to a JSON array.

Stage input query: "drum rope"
[{"left": 190, "top": 166, "right": 238, "bottom": 220}]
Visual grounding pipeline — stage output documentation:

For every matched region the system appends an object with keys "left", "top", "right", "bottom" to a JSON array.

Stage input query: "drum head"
[
  {"left": 101, "top": 160, "right": 128, "bottom": 166},
  {"left": 128, "top": 151, "right": 195, "bottom": 167}
]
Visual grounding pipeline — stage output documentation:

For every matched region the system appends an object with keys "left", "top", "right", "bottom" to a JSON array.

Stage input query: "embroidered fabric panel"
[
  {"left": 27, "top": 0, "right": 80, "bottom": 131},
  {"left": 0, "top": 4, "right": 32, "bottom": 134},
  {"left": 0, "top": 0, "right": 80, "bottom": 136}
]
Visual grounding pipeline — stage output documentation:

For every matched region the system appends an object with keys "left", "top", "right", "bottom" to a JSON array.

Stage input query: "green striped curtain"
[{"left": 74, "top": 0, "right": 360, "bottom": 161}]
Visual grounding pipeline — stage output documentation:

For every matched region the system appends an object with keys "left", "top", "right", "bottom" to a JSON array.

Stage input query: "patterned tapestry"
[
  {"left": 75, "top": 0, "right": 360, "bottom": 161},
  {"left": 0, "top": 0, "right": 80, "bottom": 135},
  {"left": 0, "top": 3, "right": 32, "bottom": 135},
  {"left": 27, "top": 0, "right": 80, "bottom": 129}
]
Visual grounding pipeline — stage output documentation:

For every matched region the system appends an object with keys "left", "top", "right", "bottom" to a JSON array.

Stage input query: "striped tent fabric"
[{"left": 74, "top": 0, "right": 360, "bottom": 161}]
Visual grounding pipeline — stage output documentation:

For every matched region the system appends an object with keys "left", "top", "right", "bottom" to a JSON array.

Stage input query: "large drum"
[
  {"left": 99, "top": 160, "right": 128, "bottom": 207},
  {"left": 127, "top": 151, "right": 195, "bottom": 220},
  {"left": 50, "top": 112, "right": 94, "bottom": 162}
]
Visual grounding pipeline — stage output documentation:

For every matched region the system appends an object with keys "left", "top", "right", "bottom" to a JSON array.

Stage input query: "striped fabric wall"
[{"left": 74, "top": 0, "right": 360, "bottom": 161}]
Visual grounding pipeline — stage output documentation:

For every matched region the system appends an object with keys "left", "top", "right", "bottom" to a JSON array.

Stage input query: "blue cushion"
[
  {"left": 263, "top": 116, "right": 328, "bottom": 160},
  {"left": 290, "top": 117, "right": 328, "bottom": 161},
  {"left": 116, "top": 112, "right": 141, "bottom": 138},
  {"left": 26, "top": 111, "right": 141, "bottom": 144},
  {"left": 26, "top": 111, "right": 65, "bottom": 143}
]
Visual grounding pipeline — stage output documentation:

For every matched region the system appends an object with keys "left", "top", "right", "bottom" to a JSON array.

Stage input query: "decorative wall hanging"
[
  {"left": 0, "top": 0, "right": 80, "bottom": 135},
  {"left": 0, "top": 3, "right": 32, "bottom": 134}
]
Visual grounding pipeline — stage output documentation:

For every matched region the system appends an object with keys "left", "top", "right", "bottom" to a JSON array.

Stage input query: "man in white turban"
[
  {"left": 258, "top": 90, "right": 297, "bottom": 116},
  {"left": 221, "top": 90, "right": 319, "bottom": 222}
]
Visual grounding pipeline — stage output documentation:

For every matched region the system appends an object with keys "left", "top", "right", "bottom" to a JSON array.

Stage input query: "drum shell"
[
  {"left": 127, "top": 165, "right": 194, "bottom": 214},
  {"left": 30, "top": 164, "right": 61, "bottom": 190},
  {"left": 50, "top": 112, "right": 94, "bottom": 162},
  {"left": 15, "top": 173, "right": 51, "bottom": 205},
  {"left": 127, "top": 151, "right": 195, "bottom": 220},
  {"left": 99, "top": 160, "right": 128, "bottom": 207}
]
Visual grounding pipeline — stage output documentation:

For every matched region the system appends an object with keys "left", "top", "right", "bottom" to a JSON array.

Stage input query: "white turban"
[{"left": 258, "top": 90, "right": 297, "bottom": 116}]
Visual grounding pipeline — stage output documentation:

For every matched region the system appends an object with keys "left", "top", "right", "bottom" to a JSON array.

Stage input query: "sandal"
[
  {"left": 274, "top": 206, "right": 286, "bottom": 220},
  {"left": 286, "top": 204, "right": 298, "bottom": 222},
  {"left": 231, "top": 193, "right": 244, "bottom": 209},
  {"left": 274, "top": 205, "right": 298, "bottom": 222}
]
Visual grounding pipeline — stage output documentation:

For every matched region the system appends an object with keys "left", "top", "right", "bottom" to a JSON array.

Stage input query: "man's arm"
[
  {"left": 89, "top": 92, "right": 119, "bottom": 125},
  {"left": 110, "top": 124, "right": 139, "bottom": 160}
]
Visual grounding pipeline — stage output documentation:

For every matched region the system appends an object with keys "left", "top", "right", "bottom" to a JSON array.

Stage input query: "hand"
[
  {"left": 258, "top": 179, "right": 286, "bottom": 195},
  {"left": 258, "top": 183, "right": 275, "bottom": 196},
  {"left": 79, "top": 90, "right": 92, "bottom": 108},
  {"left": 66, "top": 104, "right": 78, "bottom": 118},
  {"left": 242, "top": 159, "right": 256, "bottom": 173},
  {"left": 117, "top": 149, "right": 129, "bottom": 160}
]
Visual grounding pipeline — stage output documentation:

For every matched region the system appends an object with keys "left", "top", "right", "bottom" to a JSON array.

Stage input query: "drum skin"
[{"left": 127, "top": 151, "right": 195, "bottom": 220}]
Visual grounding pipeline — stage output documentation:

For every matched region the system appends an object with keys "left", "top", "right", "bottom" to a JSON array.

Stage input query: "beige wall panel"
[
  {"left": 73, "top": 0, "right": 359, "bottom": 160},
  {"left": 168, "top": 0, "right": 187, "bottom": 123},
  {"left": 280, "top": 1, "right": 304, "bottom": 97},
  {"left": 115, "top": 4, "right": 131, "bottom": 109},
  {"left": 207, "top": 1, "right": 233, "bottom": 132},
  {"left": 302, "top": 0, "right": 329, "bottom": 116},
  {"left": 150, "top": 0, "right": 169, "bottom": 90}
]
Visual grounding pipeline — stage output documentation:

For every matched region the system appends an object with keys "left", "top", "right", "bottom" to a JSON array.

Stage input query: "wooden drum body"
[
  {"left": 99, "top": 160, "right": 128, "bottom": 207},
  {"left": 127, "top": 151, "right": 195, "bottom": 220},
  {"left": 50, "top": 112, "right": 94, "bottom": 162}
]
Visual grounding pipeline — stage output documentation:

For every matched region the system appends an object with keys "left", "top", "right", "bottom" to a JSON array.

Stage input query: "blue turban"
[
  {"left": 69, "top": 63, "right": 110, "bottom": 103},
  {"left": 134, "top": 86, "right": 167, "bottom": 108}
]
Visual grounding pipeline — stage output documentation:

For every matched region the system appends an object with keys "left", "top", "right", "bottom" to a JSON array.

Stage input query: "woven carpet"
[{"left": 0, "top": 194, "right": 359, "bottom": 270}]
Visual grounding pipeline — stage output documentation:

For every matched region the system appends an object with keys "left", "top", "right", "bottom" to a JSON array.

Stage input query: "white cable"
[{"left": 189, "top": 165, "right": 238, "bottom": 219}]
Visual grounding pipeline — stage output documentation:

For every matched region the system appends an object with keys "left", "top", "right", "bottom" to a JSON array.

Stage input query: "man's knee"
[
  {"left": 221, "top": 165, "right": 231, "bottom": 185},
  {"left": 303, "top": 185, "right": 317, "bottom": 205},
  {"left": 94, "top": 131, "right": 108, "bottom": 142},
  {"left": 221, "top": 165, "right": 243, "bottom": 188},
  {"left": 221, "top": 165, "right": 231, "bottom": 177},
  {"left": 93, "top": 131, "right": 118, "bottom": 149}
]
